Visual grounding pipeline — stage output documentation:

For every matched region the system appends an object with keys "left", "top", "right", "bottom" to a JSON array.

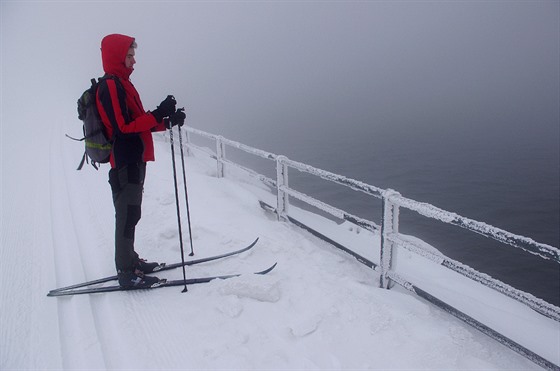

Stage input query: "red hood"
[{"left": 101, "top": 34, "right": 135, "bottom": 79}]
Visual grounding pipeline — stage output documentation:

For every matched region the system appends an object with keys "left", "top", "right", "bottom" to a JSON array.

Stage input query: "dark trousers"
[{"left": 108, "top": 162, "right": 146, "bottom": 272}]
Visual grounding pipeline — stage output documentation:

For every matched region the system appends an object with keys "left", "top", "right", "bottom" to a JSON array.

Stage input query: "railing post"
[
  {"left": 216, "top": 135, "right": 225, "bottom": 178},
  {"left": 379, "top": 189, "right": 400, "bottom": 289},
  {"left": 183, "top": 127, "right": 192, "bottom": 157},
  {"left": 276, "top": 155, "right": 289, "bottom": 221}
]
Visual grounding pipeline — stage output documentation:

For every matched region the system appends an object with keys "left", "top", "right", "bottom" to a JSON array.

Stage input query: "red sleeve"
[{"left": 97, "top": 79, "right": 158, "bottom": 135}]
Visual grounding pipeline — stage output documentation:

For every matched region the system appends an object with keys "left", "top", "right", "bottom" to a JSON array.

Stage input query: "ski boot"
[
  {"left": 135, "top": 258, "right": 165, "bottom": 274},
  {"left": 117, "top": 270, "right": 164, "bottom": 289}
]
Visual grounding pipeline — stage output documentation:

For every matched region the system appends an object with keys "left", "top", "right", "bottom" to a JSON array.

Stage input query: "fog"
[{"left": 3, "top": 1, "right": 558, "bottom": 143}]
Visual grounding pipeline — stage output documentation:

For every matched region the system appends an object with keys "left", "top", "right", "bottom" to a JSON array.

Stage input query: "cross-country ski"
[
  {"left": 47, "top": 263, "right": 277, "bottom": 297},
  {"left": 47, "top": 238, "right": 259, "bottom": 294}
]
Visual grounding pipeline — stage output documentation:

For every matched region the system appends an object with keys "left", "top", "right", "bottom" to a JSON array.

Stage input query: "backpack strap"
[
  {"left": 65, "top": 133, "right": 85, "bottom": 142},
  {"left": 97, "top": 74, "right": 122, "bottom": 142},
  {"left": 76, "top": 152, "right": 87, "bottom": 170},
  {"left": 75, "top": 151, "right": 100, "bottom": 171}
]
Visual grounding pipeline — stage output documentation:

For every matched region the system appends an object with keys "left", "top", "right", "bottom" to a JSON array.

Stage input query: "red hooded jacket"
[{"left": 96, "top": 34, "right": 166, "bottom": 168}]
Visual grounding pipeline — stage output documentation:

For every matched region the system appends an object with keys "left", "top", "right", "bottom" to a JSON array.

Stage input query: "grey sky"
[{"left": 2, "top": 1, "right": 558, "bottom": 147}]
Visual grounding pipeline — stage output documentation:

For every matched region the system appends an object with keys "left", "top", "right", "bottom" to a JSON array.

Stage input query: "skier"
[{"left": 96, "top": 33, "right": 185, "bottom": 288}]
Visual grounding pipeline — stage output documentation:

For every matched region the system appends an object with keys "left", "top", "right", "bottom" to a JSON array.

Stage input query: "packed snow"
[{"left": 1, "top": 116, "right": 558, "bottom": 369}]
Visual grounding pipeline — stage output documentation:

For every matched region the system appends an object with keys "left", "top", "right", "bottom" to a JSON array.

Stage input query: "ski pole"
[
  {"left": 167, "top": 119, "right": 188, "bottom": 293},
  {"left": 176, "top": 108, "right": 195, "bottom": 256}
]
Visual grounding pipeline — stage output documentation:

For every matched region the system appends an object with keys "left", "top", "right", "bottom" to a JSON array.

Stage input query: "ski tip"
[
  {"left": 256, "top": 262, "right": 277, "bottom": 275},
  {"left": 46, "top": 290, "right": 74, "bottom": 298},
  {"left": 47, "top": 289, "right": 69, "bottom": 297}
]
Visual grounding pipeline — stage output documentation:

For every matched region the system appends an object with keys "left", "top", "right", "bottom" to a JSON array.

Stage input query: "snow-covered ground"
[{"left": 1, "top": 115, "right": 558, "bottom": 369}]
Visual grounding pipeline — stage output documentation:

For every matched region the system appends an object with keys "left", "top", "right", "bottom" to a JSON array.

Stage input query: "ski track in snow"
[{"left": 49, "top": 124, "right": 107, "bottom": 369}]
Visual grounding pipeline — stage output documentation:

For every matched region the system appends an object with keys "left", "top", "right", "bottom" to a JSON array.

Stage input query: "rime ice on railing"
[
  {"left": 177, "top": 127, "right": 560, "bottom": 321},
  {"left": 392, "top": 195, "right": 559, "bottom": 263}
]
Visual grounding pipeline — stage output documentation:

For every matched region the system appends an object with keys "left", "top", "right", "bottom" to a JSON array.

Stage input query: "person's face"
[{"left": 125, "top": 47, "right": 136, "bottom": 69}]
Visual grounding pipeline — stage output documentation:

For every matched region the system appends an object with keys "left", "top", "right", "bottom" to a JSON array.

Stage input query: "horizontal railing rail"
[
  {"left": 281, "top": 156, "right": 385, "bottom": 199},
  {"left": 392, "top": 195, "right": 559, "bottom": 262}
]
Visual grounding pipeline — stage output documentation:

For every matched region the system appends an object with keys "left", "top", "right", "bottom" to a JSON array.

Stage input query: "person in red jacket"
[{"left": 96, "top": 33, "right": 185, "bottom": 288}]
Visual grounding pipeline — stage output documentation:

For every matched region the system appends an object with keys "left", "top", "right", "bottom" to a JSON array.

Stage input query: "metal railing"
[
  {"left": 163, "top": 126, "right": 560, "bottom": 370},
  {"left": 178, "top": 127, "right": 559, "bottom": 315}
]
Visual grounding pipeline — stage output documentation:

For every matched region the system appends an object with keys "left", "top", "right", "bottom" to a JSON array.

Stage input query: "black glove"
[
  {"left": 171, "top": 108, "right": 186, "bottom": 127},
  {"left": 164, "top": 108, "right": 186, "bottom": 129},
  {"left": 152, "top": 95, "right": 177, "bottom": 122}
]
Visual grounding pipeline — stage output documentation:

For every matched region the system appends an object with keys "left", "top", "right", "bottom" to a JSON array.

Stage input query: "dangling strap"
[
  {"left": 65, "top": 133, "right": 85, "bottom": 142},
  {"left": 75, "top": 152, "right": 100, "bottom": 171},
  {"left": 77, "top": 152, "right": 87, "bottom": 170}
]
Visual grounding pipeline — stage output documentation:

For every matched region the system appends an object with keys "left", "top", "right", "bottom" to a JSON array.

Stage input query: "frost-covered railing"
[
  {"left": 184, "top": 128, "right": 383, "bottom": 233},
  {"left": 380, "top": 190, "right": 560, "bottom": 319},
  {"left": 170, "top": 127, "right": 559, "bottom": 369},
  {"left": 176, "top": 127, "right": 560, "bottom": 320}
]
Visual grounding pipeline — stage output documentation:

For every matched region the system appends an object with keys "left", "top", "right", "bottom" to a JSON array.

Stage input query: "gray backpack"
[{"left": 67, "top": 76, "right": 120, "bottom": 170}]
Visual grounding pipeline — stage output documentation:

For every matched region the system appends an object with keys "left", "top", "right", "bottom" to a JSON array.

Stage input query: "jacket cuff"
[
  {"left": 150, "top": 110, "right": 164, "bottom": 123},
  {"left": 152, "top": 120, "right": 167, "bottom": 132}
]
